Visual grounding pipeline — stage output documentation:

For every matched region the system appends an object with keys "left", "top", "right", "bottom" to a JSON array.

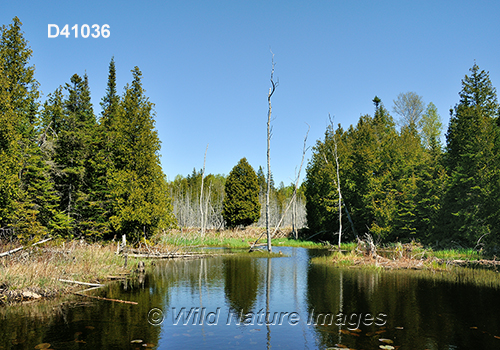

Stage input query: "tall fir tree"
[
  {"left": 0, "top": 53, "right": 19, "bottom": 226},
  {"left": 442, "top": 63, "right": 499, "bottom": 246},
  {"left": 51, "top": 73, "right": 96, "bottom": 237},
  {"left": 81, "top": 57, "right": 121, "bottom": 239},
  {"left": 0, "top": 17, "right": 64, "bottom": 239}
]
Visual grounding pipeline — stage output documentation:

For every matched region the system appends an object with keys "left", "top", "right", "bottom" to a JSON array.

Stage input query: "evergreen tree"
[
  {"left": 256, "top": 166, "right": 266, "bottom": 195},
  {"left": 305, "top": 97, "right": 443, "bottom": 244},
  {"left": 0, "top": 55, "right": 19, "bottom": 226},
  {"left": 0, "top": 17, "right": 65, "bottom": 239},
  {"left": 222, "top": 158, "right": 260, "bottom": 228},
  {"left": 442, "top": 63, "right": 499, "bottom": 246},
  {"left": 81, "top": 58, "right": 121, "bottom": 239},
  {"left": 50, "top": 73, "right": 96, "bottom": 237},
  {"left": 109, "top": 67, "right": 175, "bottom": 240}
]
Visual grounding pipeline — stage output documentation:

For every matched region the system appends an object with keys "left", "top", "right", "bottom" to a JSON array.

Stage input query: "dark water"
[{"left": 2, "top": 247, "right": 500, "bottom": 349}]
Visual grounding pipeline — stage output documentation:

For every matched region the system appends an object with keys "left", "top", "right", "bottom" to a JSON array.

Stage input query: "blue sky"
[{"left": 2, "top": 1, "right": 500, "bottom": 185}]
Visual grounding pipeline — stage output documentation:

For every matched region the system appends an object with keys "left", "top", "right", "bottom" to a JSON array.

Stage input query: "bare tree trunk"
[
  {"left": 200, "top": 144, "right": 208, "bottom": 236},
  {"left": 327, "top": 115, "right": 343, "bottom": 248},
  {"left": 334, "top": 132, "right": 342, "bottom": 248},
  {"left": 266, "top": 52, "right": 277, "bottom": 253}
]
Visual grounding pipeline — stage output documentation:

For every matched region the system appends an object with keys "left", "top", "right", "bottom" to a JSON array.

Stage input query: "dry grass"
[{"left": 0, "top": 240, "right": 151, "bottom": 304}]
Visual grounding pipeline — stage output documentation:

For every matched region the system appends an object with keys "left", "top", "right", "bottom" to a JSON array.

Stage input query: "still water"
[{"left": 1, "top": 247, "right": 500, "bottom": 349}]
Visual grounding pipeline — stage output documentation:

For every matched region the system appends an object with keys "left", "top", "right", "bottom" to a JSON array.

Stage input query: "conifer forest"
[{"left": 2, "top": 17, "right": 500, "bottom": 251}]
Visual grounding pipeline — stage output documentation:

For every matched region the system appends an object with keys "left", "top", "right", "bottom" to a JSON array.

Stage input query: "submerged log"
[{"left": 73, "top": 292, "right": 138, "bottom": 305}]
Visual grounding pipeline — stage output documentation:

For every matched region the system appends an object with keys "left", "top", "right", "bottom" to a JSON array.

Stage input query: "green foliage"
[
  {"left": 223, "top": 158, "right": 261, "bottom": 228},
  {"left": 306, "top": 97, "right": 444, "bottom": 244},
  {"left": 441, "top": 63, "right": 500, "bottom": 247},
  {"left": 0, "top": 18, "right": 175, "bottom": 241},
  {"left": 0, "top": 17, "right": 66, "bottom": 241},
  {"left": 305, "top": 63, "right": 500, "bottom": 250},
  {"left": 108, "top": 67, "right": 176, "bottom": 240}
]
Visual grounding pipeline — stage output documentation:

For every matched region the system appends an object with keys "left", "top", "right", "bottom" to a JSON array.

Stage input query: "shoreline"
[
  {"left": 0, "top": 240, "right": 163, "bottom": 305},
  {"left": 1, "top": 230, "right": 496, "bottom": 305}
]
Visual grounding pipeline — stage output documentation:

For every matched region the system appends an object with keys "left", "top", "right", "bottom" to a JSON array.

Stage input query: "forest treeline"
[
  {"left": 305, "top": 64, "right": 500, "bottom": 250},
  {"left": 167, "top": 166, "right": 306, "bottom": 231},
  {"left": 2, "top": 17, "right": 498, "bottom": 249},
  {"left": 0, "top": 17, "right": 305, "bottom": 242},
  {"left": 0, "top": 17, "right": 175, "bottom": 241}
]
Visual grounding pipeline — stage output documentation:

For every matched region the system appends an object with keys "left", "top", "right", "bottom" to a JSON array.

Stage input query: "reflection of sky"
[
  {"left": 158, "top": 247, "right": 321, "bottom": 349},
  {"left": 4, "top": 247, "right": 500, "bottom": 348}
]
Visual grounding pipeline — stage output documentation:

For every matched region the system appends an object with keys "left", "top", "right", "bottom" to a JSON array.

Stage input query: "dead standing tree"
[
  {"left": 326, "top": 115, "right": 357, "bottom": 248},
  {"left": 200, "top": 144, "right": 208, "bottom": 236},
  {"left": 266, "top": 52, "right": 278, "bottom": 253}
]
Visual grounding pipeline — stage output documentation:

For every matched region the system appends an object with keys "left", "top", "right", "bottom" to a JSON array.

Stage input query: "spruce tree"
[
  {"left": 0, "top": 17, "right": 64, "bottom": 239},
  {"left": 51, "top": 73, "right": 96, "bottom": 237},
  {"left": 222, "top": 158, "right": 260, "bottom": 228},
  {"left": 442, "top": 63, "right": 499, "bottom": 246},
  {"left": 0, "top": 56, "right": 19, "bottom": 226}
]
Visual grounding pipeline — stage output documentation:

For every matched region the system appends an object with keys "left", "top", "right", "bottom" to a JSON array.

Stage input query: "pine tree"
[{"left": 222, "top": 158, "right": 260, "bottom": 228}]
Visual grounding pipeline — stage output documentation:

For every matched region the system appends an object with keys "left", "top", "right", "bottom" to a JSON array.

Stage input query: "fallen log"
[
  {"left": 0, "top": 237, "right": 53, "bottom": 258},
  {"left": 59, "top": 279, "right": 104, "bottom": 287},
  {"left": 127, "top": 252, "right": 214, "bottom": 259},
  {"left": 73, "top": 292, "right": 138, "bottom": 305}
]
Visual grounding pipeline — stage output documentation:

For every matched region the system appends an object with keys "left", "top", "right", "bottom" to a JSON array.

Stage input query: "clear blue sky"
[{"left": 2, "top": 1, "right": 500, "bottom": 185}]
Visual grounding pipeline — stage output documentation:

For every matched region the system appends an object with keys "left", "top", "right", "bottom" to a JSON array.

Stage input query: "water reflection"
[
  {"left": 223, "top": 257, "right": 261, "bottom": 313},
  {"left": 2, "top": 247, "right": 500, "bottom": 349}
]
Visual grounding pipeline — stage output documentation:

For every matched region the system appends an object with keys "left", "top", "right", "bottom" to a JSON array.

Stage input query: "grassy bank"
[
  {"left": 162, "top": 227, "right": 326, "bottom": 249},
  {"left": 0, "top": 228, "right": 310, "bottom": 304},
  {"left": 0, "top": 240, "right": 157, "bottom": 304},
  {"left": 311, "top": 240, "right": 493, "bottom": 271}
]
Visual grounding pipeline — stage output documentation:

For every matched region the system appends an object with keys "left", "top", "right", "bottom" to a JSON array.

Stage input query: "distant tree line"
[
  {"left": 0, "top": 17, "right": 175, "bottom": 241},
  {"left": 167, "top": 161, "right": 307, "bottom": 231},
  {"left": 305, "top": 63, "right": 500, "bottom": 250}
]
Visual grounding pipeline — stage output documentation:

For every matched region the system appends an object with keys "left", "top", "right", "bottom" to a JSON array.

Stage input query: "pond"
[{"left": 1, "top": 247, "right": 500, "bottom": 349}]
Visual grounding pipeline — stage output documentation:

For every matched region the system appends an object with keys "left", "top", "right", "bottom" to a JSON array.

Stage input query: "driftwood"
[
  {"left": 127, "top": 252, "right": 212, "bottom": 259},
  {"left": 0, "top": 237, "right": 53, "bottom": 258},
  {"left": 435, "top": 258, "right": 500, "bottom": 268},
  {"left": 73, "top": 292, "right": 138, "bottom": 305},
  {"left": 59, "top": 279, "right": 104, "bottom": 287}
]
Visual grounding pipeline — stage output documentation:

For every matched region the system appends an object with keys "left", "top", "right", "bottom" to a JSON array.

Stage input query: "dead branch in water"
[{"left": 73, "top": 292, "right": 138, "bottom": 305}]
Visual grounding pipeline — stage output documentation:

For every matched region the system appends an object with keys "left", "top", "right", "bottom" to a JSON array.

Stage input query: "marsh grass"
[
  {"left": 0, "top": 240, "right": 151, "bottom": 304},
  {"left": 426, "top": 248, "right": 481, "bottom": 260},
  {"left": 162, "top": 228, "right": 326, "bottom": 249},
  {"left": 312, "top": 243, "right": 492, "bottom": 272}
]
